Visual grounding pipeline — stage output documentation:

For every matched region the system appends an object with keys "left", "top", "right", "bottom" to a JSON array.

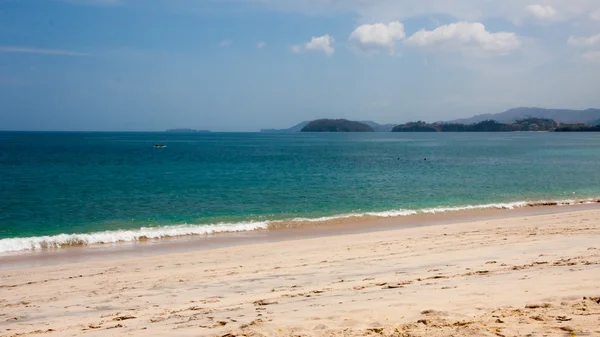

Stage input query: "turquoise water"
[{"left": 1, "top": 132, "right": 600, "bottom": 252}]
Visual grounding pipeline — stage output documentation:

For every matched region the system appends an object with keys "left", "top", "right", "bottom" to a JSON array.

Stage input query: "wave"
[
  {"left": 1, "top": 198, "right": 599, "bottom": 253},
  {"left": 0, "top": 222, "right": 268, "bottom": 253}
]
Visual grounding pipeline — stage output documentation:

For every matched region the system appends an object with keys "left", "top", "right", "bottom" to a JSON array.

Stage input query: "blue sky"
[{"left": 1, "top": 0, "right": 599, "bottom": 131}]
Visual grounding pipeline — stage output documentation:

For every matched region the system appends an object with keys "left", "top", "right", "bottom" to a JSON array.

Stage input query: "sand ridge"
[{"left": 1, "top": 209, "right": 600, "bottom": 336}]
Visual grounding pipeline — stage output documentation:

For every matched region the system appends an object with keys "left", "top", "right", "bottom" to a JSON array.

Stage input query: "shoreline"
[
  {"left": 2, "top": 207, "right": 600, "bottom": 336},
  {"left": 2, "top": 201, "right": 600, "bottom": 270}
]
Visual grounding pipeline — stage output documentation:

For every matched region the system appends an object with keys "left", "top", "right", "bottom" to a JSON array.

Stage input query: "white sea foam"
[
  {"left": 365, "top": 209, "right": 419, "bottom": 217},
  {"left": 420, "top": 201, "right": 530, "bottom": 213},
  {"left": 420, "top": 198, "right": 599, "bottom": 213},
  {"left": 1, "top": 198, "right": 598, "bottom": 253},
  {"left": 0, "top": 222, "right": 268, "bottom": 253}
]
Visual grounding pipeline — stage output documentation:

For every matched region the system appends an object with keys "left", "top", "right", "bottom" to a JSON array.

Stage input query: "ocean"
[{"left": 1, "top": 131, "right": 600, "bottom": 253}]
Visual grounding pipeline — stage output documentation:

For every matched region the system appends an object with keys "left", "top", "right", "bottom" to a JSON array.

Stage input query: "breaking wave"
[
  {"left": 0, "top": 222, "right": 268, "bottom": 253},
  {"left": 1, "top": 198, "right": 598, "bottom": 253}
]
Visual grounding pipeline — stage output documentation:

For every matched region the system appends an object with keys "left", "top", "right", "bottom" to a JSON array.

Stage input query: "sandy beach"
[{"left": 2, "top": 208, "right": 600, "bottom": 337}]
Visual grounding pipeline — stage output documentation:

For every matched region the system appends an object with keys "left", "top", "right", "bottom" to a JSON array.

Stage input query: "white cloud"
[
  {"left": 405, "top": 22, "right": 521, "bottom": 56},
  {"left": 525, "top": 4, "right": 557, "bottom": 20},
  {"left": 0, "top": 46, "right": 90, "bottom": 56},
  {"left": 257, "top": 41, "right": 266, "bottom": 49},
  {"left": 582, "top": 50, "right": 600, "bottom": 62},
  {"left": 590, "top": 9, "right": 600, "bottom": 21},
  {"left": 568, "top": 34, "right": 600, "bottom": 47},
  {"left": 291, "top": 45, "right": 302, "bottom": 53},
  {"left": 349, "top": 21, "right": 405, "bottom": 54},
  {"left": 304, "top": 34, "right": 335, "bottom": 55},
  {"left": 219, "top": 39, "right": 232, "bottom": 47}
]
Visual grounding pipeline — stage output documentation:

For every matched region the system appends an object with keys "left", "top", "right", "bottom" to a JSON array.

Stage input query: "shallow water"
[{"left": 1, "top": 131, "right": 599, "bottom": 252}]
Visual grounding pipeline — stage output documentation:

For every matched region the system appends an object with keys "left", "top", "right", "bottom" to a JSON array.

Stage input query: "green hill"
[
  {"left": 301, "top": 119, "right": 374, "bottom": 132},
  {"left": 392, "top": 118, "right": 561, "bottom": 132}
]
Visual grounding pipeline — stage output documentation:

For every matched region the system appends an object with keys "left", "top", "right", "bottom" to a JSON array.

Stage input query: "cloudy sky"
[{"left": 1, "top": 0, "right": 599, "bottom": 131}]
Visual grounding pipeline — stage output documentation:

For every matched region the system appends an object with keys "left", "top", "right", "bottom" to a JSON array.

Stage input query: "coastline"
[
  {"left": 2, "top": 197, "right": 600, "bottom": 255},
  {"left": 2, "top": 207, "right": 600, "bottom": 336},
  {"left": 2, "top": 201, "right": 600, "bottom": 270}
]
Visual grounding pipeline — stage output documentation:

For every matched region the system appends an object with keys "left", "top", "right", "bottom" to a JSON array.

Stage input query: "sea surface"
[{"left": 1, "top": 131, "right": 600, "bottom": 253}]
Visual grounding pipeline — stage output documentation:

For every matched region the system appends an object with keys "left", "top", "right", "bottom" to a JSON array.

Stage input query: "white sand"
[{"left": 2, "top": 209, "right": 600, "bottom": 336}]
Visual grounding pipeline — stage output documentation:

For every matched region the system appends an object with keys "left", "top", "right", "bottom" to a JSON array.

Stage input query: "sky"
[{"left": 1, "top": 0, "right": 600, "bottom": 131}]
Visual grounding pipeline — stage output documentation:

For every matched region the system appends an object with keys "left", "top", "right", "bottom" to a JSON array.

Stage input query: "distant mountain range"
[
  {"left": 261, "top": 107, "right": 600, "bottom": 133},
  {"left": 449, "top": 107, "right": 600, "bottom": 125}
]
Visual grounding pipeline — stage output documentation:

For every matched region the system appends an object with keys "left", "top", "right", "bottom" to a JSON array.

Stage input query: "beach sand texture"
[{"left": 2, "top": 209, "right": 600, "bottom": 336}]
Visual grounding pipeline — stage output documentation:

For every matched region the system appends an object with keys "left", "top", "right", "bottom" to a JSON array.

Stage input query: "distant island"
[
  {"left": 165, "top": 129, "right": 211, "bottom": 133},
  {"left": 301, "top": 119, "right": 374, "bottom": 132},
  {"left": 393, "top": 118, "right": 561, "bottom": 132},
  {"left": 261, "top": 120, "right": 396, "bottom": 133},
  {"left": 261, "top": 107, "right": 600, "bottom": 133}
]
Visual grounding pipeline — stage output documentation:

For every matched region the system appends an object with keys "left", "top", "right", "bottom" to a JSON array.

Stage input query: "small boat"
[{"left": 153, "top": 144, "right": 167, "bottom": 149}]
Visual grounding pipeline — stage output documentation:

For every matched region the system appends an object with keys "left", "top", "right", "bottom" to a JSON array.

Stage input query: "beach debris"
[
  {"left": 556, "top": 316, "right": 572, "bottom": 321},
  {"left": 112, "top": 315, "right": 136, "bottom": 321}
]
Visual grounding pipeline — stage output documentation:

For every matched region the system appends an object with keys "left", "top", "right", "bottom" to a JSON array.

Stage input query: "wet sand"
[
  {"left": 2, "top": 207, "right": 600, "bottom": 336},
  {"left": 3, "top": 202, "right": 600, "bottom": 270}
]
